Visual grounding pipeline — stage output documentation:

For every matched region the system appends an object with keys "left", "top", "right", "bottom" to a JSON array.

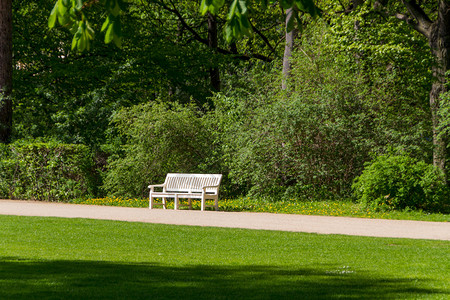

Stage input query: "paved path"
[{"left": 1, "top": 199, "right": 449, "bottom": 241}]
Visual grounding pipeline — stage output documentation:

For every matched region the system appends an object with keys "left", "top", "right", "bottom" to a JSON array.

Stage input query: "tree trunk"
[
  {"left": 428, "top": 0, "right": 450, "bottom": 176},
  {"left": 282, "top": 8, "right": 298, "bottom": 90},
  {"left": 0, "top": 0, "right": 12, "bottom": 143},
  {"left": 207, "top": 12, "right": 220, "bottom": 92}
]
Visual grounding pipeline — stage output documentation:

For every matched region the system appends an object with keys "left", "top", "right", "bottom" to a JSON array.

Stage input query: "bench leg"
[
  {"left": 149, "top": 193, "right": 153, "bottom": 209},
  {"left": 201, "top": 195, "right": 206, "bottom": 211},
  {"left": 174, "top": 195, "right": 178, "bottom": 210}
]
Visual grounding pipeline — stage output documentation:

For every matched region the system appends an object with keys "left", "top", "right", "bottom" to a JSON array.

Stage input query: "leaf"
[
  {"left": 117, "top": 0, "right": 127, "bottom": 11},
  {"left": 240, "top": 14, "right": 250, "bottom": 30},
  {"left": 69, "top": 22, "right": 78, "bottom": 34},
  {"left": 199, "top": 0, "right": 209, "bottom": 15},
  {"left": 58, "top": 13, "right": 70, "bottom": 26},
  {"left": 295, "top": 0, "right": 320, "bottom": 17},
  {"left": 113, "top": 35, "right": 122, "bottom": 48},
  {"left": 111, "top": 0, "right": 121, "bottom": 17},
  {"left": 48, "top": 4, "right": 58, "bottom": 28},
  {"left": 86, "top": 23, "right": 95, "bottom": 40},
  {"left": 280, "top": 0, "right": 294, "bottom": 10},
  {"left": 101, "top": 16, "right": 110, "bottom": 32},
  {"left": 71, "top": 35, "right": 78, "bottom": 50},
  {"left": 76, "top": 0, "right": 83, "bottom": 10},
  {"left": 225, "top": 23, "right": 233, "bottom": 42},
  {"left": 227, "top": 0, "right": 238, "bottom": 21},
  {"left": 238, "top": 0, "right": 247, "bottom": 15},
  {"left": 113, "top": 19, "right": 122, "bottom": 37},
  {"left": 295, "top": 12, "right": 303, "bottom": 33},
  {"left": 240, "top": 16, "right": 252, "bottom": 36},
  {"left": 78, "top": 34, "right": 86, "bottom": 52},
  {"left": 57, "top": 0, "right": 68, "bottom": 15},
  {"left": 105, "top": 23, "right": 114, "bottom": 43}
]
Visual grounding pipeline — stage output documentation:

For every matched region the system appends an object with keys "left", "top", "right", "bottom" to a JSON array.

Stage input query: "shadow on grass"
[{"left": 0, "top": 257, "right": 446, "bottom": 299}]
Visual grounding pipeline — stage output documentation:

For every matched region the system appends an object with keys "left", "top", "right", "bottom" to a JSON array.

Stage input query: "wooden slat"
[{"left": 164, "top": 173, "right": 221, "bottom": 193}]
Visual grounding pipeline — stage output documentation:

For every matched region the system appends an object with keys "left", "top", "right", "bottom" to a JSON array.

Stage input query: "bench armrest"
[
  {"left": 148, "top": 184, "right": 165, "bottom": 192},
  {"left": 202, "top": 185, "right": 220, "bottom": 193}
]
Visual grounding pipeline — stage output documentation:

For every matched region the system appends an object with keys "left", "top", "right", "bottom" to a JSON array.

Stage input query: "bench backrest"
[{"left": 164, "top": 173, "right": 222, "bottom": 194}]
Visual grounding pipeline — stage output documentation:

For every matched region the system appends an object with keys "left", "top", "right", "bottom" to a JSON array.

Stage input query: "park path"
[{"left": 1, "top": 199, "right": 449, "bottom": 241}]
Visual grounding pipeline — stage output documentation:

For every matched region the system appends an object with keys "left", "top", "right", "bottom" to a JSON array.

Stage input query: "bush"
[
  {"left": 215, "top": 51, "right": 379, "bottom": 200},
  {"left": 103, "top": 102, "right": 222, "bottom": 198},
  {"left": 352, "top": 154, "right": 449, "bottom": 212},
  {"left": 0, "top": 141, "right": 97, "bottom": 201},
  {"left": 213, "top": 21, "right": 433, "bottom": 201}
]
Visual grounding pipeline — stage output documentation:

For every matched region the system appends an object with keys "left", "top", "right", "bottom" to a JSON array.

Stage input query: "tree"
[
  {"left": 0, "top": 0, "right": 12, "bottom": 143},
  {"left": 206, "top": 0, "right": 449, "bottom": 178},
  {"left": 282, "top": 7, "right": 299, "bottom": 90},
  {"left": 345, "top": 0, "right": 450, "bottom": 177},
  {"left": 398, "top": 0, "right": 450, "bottom": 174}
]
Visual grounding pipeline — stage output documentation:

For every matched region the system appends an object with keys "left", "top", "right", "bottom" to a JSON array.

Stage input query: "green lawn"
[{"left": 1, "top": 215, "right": 449, "bottom": 299}]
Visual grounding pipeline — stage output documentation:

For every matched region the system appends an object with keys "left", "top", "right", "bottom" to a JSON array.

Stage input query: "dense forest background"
[{"left": 0, "top": 0, "right": 449, "bottom": 212}]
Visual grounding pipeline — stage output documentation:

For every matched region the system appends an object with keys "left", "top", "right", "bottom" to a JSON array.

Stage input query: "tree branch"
[
  {"left": 151, "top": 0, "right": 273, "bottom": 62},
  {"left": 400, "top": 0, "right": 433, "bottom": 38},
  {"left": 248, "top": 19, "right": 276, "bottom": 53}
]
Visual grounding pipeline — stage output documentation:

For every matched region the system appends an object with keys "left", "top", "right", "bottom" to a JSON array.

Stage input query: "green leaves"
[
  {"left": 200, "top": 0, "right": 252, "bottom": 42},
  {"left": 49, "top": 0, "right": 125, "bottom": 52},
  {"left": 352, "top": 154, "right": 449, "bottom": 212},
  {"left": 48, "top": 0, "right": 74, "bottom": 29},
  {"left": 71, "top": 20, "right": 95, "bottom": 52},
  {"left": 225, "top": 0, "right": 252, "bottom": 42},
  {"left": 101, "top": 13, "right": 122, "bottom": 48},
  {"left": 200, "top": 0, "right": 226, "bottom": 14},
  {"left": 200, "top": 0, "right": 320, "bottom": 42}
]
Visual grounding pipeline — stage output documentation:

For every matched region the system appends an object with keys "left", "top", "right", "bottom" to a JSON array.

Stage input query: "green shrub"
[
  {"left": 0, "top": 141, "right": 96, "bottom": 201},
  {"left": 352, "top": 154, "right": 449, "bottom": 212},
  {"left": 103, "top": 102, "right": 222, "bottom": 198},
  {"left": 213, "top": 21, "right": 433, "bottom": 201}
]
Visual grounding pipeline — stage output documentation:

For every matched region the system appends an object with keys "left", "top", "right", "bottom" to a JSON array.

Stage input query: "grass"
[
  {"left": 0, "top": 215, "right": 449, "bottom": 299},
  {"left": 72, "top": 197, "right": 450, "bottom": 222}
]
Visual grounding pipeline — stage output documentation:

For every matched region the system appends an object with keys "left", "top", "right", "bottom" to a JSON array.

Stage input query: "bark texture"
[
  {"left": 427, "top": 0, "right": 450, "bottom": 173},
  {"left": 398, "top": 0, "right": 450, "bottom": 176},
  {"left": 282, "top": 8, "right": 298, "bottom": 90},
  {"left": 0, "top": 0, "right": 12, "bottom": 143},
  {"left": 207, "top": 12, "right": 220, "bottom": 92}
]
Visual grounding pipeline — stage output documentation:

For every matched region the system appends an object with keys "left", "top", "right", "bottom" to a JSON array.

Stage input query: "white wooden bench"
[{"left": 148, "top": 173, "right": 222, "bottom": 211}]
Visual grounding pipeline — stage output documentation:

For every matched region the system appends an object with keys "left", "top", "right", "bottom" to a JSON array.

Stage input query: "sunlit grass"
[
  {"left": 72, "top": 196, "right": 450, "bottom": 222},
  {"left": 0, "top": 215, "right": 449, "bottom": 299}
]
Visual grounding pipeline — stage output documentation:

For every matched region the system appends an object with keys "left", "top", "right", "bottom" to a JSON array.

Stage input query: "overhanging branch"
[{"left": 400, "top": 0, "right": 433, "bottom": 38}]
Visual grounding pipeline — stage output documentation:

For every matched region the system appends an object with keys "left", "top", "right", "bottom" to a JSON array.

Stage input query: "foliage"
[
  {"left": 325, "top": 2, "right": 434, "bottom": 156},
  {"left": 213, "top": 23, "right": 427, "bottom": 200},
  {"left": 48, "top": 0, "right": 125, "bottom": 51},
  {"left": 352, "top": 154, "right": 449, "bottom": 212},
  {"left": 48, "top": 0, "right": 320, "bottom": 49},
  {"left": 14, "top": 0, "right": 220, "bottom": 147},
  {"left": 215, "top": 71, "right": 368, "bottom": 199},
  {"left": 0, "top": 140, "right": 97, "bottom": 201},
  {"left": 103, "top": 101, "right": 222, "bottom": 198}
]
